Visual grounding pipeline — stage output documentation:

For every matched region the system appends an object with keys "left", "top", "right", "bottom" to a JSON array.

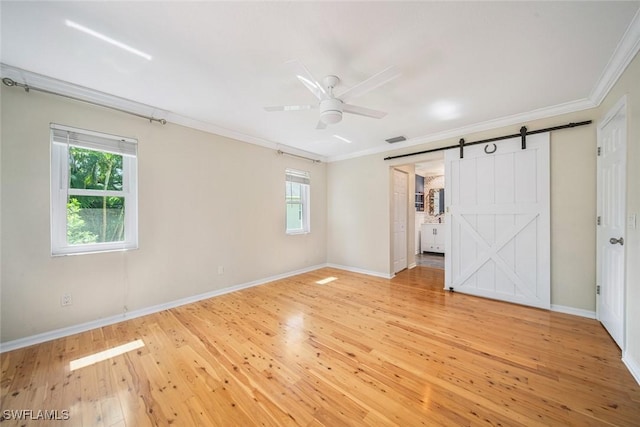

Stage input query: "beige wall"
[
  {"left": 1, "top": 52, "right": 638, "bottom": 379},
  {"left": 598, "top": 52, "right": 640, "bottom": 372},
  {"left": 326, "top": 155, "right": 389, "bottom": 273},
  {"left": 0, "top": 87, "right": 327, "bottom": 343},
  {"left": 327, "top": 50, "right": 640, "bottom": 376},
  {"left": 328, "top": 108, "right": 598, "bottom": 311}
]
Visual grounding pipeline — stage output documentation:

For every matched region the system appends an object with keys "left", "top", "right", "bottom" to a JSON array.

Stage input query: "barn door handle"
[
  {"left": 609, "top": 237, "right": 624, "bottom": 246},
  {"left": 484, "top": 143, "right": 497, "bottom": 154}
]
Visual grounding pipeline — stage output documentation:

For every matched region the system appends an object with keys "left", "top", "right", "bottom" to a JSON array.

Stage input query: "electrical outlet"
[
  {"left": 61, "top": 293, "right": 72, "bottom": 306},
  {"left": 217, "top": 265, "right": 224, "bottom": 275}
]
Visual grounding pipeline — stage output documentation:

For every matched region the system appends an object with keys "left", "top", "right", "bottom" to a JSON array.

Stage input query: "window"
[
  {"left": 50, "top": 124, "right": 138, "bottom": 255},
  {"left": 285, "top": 169, "right": 310, "bottom": 234}
]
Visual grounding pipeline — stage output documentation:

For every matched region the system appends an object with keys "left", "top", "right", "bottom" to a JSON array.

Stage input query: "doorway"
[
  {"left": 415, "top": 156, "right": 445, "bottom": 270},
  {"left": 389, "top": 154, "right": 446, "bottom": 274},
  {"left": 597, "top": 95, "right": 628, "bottom": 350}
]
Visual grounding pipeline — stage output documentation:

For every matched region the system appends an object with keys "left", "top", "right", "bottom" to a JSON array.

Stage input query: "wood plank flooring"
[{"left": 1, "top": 267, "right": 639, "bottom": 426}]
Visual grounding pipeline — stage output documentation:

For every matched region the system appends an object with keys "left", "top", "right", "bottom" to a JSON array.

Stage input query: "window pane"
[
  {"left": 286, "top": 203, "right": 303, "bottom": 231},
  {"left": 286, "top": 181, "right": 301, "bottom": 199},
  {"left": 285, "top": 172, "right": 309, "bottom": 234},
  {"left": 69, "top": 147, "right": 123, "bottom": 191},
  {"left": 67, "top": 196, "right": 125, "bottom": 244}
]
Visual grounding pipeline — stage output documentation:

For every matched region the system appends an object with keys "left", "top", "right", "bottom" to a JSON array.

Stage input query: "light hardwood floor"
[{"left": 1, "top": 267, "right": 639, "bottom": 426}]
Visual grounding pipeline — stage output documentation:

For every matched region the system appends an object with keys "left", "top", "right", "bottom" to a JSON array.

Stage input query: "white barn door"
[{"left": 445, "top": 134, "right": 550, "bottom": 309}]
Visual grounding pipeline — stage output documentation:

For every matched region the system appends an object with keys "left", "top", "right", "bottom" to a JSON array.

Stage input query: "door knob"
[{"left": 609, "top": 237, "right": 624, "bottom": 245}]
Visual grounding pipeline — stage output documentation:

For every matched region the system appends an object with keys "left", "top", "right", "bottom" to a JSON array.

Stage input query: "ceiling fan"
[{"left": 264, "top": 60, "right": 400, "bottom": 129}]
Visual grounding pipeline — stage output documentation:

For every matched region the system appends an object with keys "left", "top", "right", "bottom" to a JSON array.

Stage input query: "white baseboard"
[
  {"left": 622, "top": 352, "right": 640, "bottom": 386},
  {"left": 408, "top": 262, "right": 417, "bottom": 269},
  {"left": 0, "top": 264, "right": 326, "bottom": 353},
  {"left": 325, "top": 263, "right": 393, "bottom": 279},
  {"left": 550, "top": 304, "right": 596, "bottom": 319}
]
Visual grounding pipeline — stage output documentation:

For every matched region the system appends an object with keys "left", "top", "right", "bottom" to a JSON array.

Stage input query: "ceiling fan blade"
[
  {"left": 343, "top": 103, "right": 387, "bottom": 119},
  {"left": 286, "top": 59, "right": 328, "bottom": 101},
  {"left": 337, "top": 66, "right": 400, "bottom": 103},
  {"left": 264, "top": 104, "right": 316, "bottom": 112},
  {"left": 316, "top": 120, "right": 327, "bottom": 130}
]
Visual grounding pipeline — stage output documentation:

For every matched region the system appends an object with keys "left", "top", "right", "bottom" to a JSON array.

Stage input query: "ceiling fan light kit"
[
  {"left": 320, "top": 98, "right": 343, "bottom": 124},
  {"left": 265, "top": 60, "right": 399, "bottom": 129}
]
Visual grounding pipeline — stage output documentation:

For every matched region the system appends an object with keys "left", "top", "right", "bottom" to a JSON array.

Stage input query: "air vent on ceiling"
[{"left": 385, "top": 136, "right": 406, "bottom": 144}]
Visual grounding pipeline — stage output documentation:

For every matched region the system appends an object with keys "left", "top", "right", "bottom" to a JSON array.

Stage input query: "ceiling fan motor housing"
[{"left": 320, "top": 98, "right": 343, "bottom": 124}]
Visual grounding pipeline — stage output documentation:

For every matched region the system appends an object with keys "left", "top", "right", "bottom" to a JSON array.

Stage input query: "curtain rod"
[
  {"left": 2, "top": 77, "right": 167, "bottom": 125},
  {"left": 277, "top": 149, "right": 321, "bottom": 163},
  {"left": 383, "top": 120, "right": 592, "bottom": 161}
]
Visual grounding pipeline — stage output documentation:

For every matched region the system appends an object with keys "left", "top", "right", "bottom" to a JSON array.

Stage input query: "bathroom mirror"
[{"left": 428, "top": 188, "right": 445, "bottom": 216}]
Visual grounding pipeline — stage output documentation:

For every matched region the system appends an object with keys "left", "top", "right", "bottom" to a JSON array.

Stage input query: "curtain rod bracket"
[
  {"left": 2, "top": 77, "right": 16, "bottom": 87},
  {"left": 3, "top": 77, "right": 29, "bottom": 92}
]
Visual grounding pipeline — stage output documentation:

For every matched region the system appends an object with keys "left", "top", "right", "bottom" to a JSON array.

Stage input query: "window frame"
[
  {"left": 285, "top": 169, "right": 310, "bottom": 235},
  {"left": 50, "top": 123, "right": 138, "bottom": 256}
]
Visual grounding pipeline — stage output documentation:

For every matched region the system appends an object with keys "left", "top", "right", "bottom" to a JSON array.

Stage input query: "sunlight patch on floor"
[{"left": 70, "top": 339, "right": 145, "bottom": 371}]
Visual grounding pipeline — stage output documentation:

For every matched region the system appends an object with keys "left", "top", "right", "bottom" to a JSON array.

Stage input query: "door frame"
[
  {"left": 596, "top": 95, "right": 628, "bottom": 350},
  {"left": 391, "top": 168, "right": 409, "bottom": 274}
]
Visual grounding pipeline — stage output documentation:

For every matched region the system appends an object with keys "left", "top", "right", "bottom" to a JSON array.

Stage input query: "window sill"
[
  {"left": 286, "top": 230, "right": 310, "bottom": 236},
  {"left": 52, "top": 245, "right": 138, "bottom": 257}
]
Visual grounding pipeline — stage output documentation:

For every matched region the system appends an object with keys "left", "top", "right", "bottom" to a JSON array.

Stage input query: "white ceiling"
[{"left": 2, "top": 2, "right": 639, "bottom": 161}]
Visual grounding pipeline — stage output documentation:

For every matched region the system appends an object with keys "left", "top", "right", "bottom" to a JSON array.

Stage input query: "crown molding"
[
  {"left": 158, "top": 110, "right": 327, "bottom": 163},
  {"left": 589, "top": 8, "right": 640, "bottom": 106},
  {"left": 331, "top": 10, "right": 640, "bottom": 163},
  {"left": 327, "top": 97, "right": 596, "bottom": 163},
  {"left": 5, "top": 3, "right": 639, "bottom": 170},
  {"left": 1, "top": 63, "right": 167, "bottom": 120},
  {"left": 0, "top": 63, "right": 327, "bottom": 163}
]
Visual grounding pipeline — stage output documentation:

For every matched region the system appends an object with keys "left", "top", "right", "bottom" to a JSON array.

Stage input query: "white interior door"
[
  {"left": 445, "top": 134, "right": 550, "bottom": 309},
  {"left": 597, "top": 96, "right": 627, "bottom": 350},
  {"left": 393, "top": 169, "right": 408, "bottom": 273}
]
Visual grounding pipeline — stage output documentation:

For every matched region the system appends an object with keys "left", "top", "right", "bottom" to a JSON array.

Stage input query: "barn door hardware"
[
  {"left": 383, "top": 120, "right": 592, "bottom": 161},
  {"left": 520, "top": 126, "right": 527, "bottom": 150},
  {"left": 484, "top": 143, "right": 497, "bottom": 154}
]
